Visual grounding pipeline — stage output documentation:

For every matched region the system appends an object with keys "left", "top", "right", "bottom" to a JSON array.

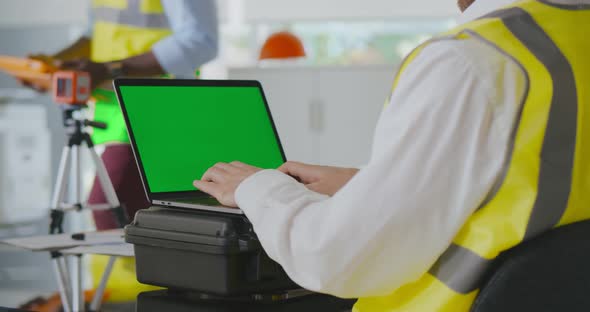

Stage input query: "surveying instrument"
[{"left": 49, "top": 71, "right": 126, "bottom": 312}]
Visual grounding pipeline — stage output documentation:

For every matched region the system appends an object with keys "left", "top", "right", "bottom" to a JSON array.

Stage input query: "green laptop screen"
[{"left": 119, "top": 85, "right": 284, "bottom": 193}]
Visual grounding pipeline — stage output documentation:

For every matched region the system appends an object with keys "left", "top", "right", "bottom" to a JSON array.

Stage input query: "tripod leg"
[
  {"left": 52, "top": 256, "right": 72, "bottom": 312},
  {"left": 72, "top": 145, "right": 82, "bottom": 209},
  {"left": 86, "top": 143, "right": 120, "bottom": 208},
  {"left": 49, "top": 148, "right": 73, "bottom": 307},
  {"left": 84, "top": 135, "right": 127, "bottom": 227},
  {"left": 89, "top": 256, "right": 116, "bottom": 312},
  {"left": 59, "top": 256, "right": 72, "bottom": 301},
  {"left": 72, "top": 255, "right": 84, "bottom": 312},
  {"left": 51, "top": 146, "right": 72, "bottom": 210}
]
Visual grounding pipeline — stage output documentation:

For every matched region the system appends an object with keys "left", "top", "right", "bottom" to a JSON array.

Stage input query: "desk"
[
  {"left": 136, "top": 290, "right": 355, "bottom": 312},
  {"left": 1, "top": 231, "right": 129, "bottom": 312}
]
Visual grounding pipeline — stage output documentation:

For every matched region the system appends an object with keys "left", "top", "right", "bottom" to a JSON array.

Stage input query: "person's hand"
[
  {"left": 193, "top": 161, "right": 262, "bottom": 208},
  {"left": 17, "top": 78, "right": 48, "bottom": 93},
  {"left": 28, "top": 53, "right": 56, "bottom": 65},
  {"left": 278, "top": 161, "right": 359, "bottom": 196},
  {"left": 17, "top": 54, "right": 57, "bottom": 93},
  {"left": 60, "top": 59, "right": 110, "bottom": 90}
]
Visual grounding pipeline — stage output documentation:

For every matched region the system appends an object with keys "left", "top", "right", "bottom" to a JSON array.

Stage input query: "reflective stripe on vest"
[
  {"left": 90, "top": 0, "right": 171, "bottom": 63},
  {"left": 355, "top": 1, "right": 590, "bottom": 311},
  {"left": 93, "top": 0, "right": 169, "bottom": 29},
  {"left": 89, "top": 0, "right": 171, "bottom": 144}
]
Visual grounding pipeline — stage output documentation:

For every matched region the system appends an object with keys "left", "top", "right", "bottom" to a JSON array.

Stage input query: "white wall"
[
  {"left": 0, "top": 0, "right": 234, "bottom": 26},
  {"left": 0, "top": 0, "right": 89, "bottom": 26},
  {"left": 245, "top": 0, "right": 460, "bottom": 22},
  {"left": 0, "top": 0, "right": 459, "bottom": 26}
]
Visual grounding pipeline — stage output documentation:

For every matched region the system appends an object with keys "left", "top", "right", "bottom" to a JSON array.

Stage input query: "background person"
[{"left": 26, "top": 0, "right": 219, "bottom": 230}]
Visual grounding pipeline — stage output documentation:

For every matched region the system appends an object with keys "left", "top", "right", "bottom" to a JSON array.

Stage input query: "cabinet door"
[
  {"left": 228, "top": 68, "right": 317, "bottom": 164},
  {"left": 4, "top": 129, "right": 51, "bottom": 223},
  {"left": 316, "top": 66, "right": 395, "bottom": 167}
]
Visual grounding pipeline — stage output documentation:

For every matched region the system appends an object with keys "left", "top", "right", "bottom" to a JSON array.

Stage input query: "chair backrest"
[{"left": 471, "top": 220, "right": 590, "bottom": 312}]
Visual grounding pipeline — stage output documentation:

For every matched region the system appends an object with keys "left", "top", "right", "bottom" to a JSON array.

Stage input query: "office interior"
[{"left": 2, "top": 0, "right": 586, "bottom": 311}]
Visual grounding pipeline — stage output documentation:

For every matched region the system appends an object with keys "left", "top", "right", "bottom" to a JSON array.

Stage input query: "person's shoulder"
[{"left": 414, "top": 37, "right": 524, "bottom": 81}]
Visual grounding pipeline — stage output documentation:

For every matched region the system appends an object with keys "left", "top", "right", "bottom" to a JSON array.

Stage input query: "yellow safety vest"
[
  {"left": 355, "top": 1, "right": 590, "bottom": 311},
  {"left": 89, "top": 0, "right": 171, "bottom": 145}
]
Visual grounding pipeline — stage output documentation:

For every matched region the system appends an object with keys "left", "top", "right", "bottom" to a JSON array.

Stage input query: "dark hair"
[{"left": 458, "top": 0, "right": 476, "bottom": 12}]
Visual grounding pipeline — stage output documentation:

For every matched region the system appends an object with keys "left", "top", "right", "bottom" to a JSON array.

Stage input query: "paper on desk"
[
  {"left": 61, "top": 243, "right": 134, "bottom": 257},
  {"left": 1, "top": 229, "right": 125, "bottom": 251}
]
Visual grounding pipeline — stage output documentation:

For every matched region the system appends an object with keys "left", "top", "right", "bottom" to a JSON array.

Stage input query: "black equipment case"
[
  {"left": 125, "top": 206, "right": 297, "bottom": 296},
  {"left": 136, "top": 289, "right": 356, "bottom": 312}
]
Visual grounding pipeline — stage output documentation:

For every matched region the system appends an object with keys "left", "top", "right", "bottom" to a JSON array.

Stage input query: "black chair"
[{"left": 472, "top": 220, "right": 590, "bottom": 312}]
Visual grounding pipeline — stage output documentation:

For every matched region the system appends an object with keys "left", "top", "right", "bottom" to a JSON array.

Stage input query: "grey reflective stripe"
[
  {"left": 428, "top": 244, "right": 493, "bottom": 294},
  {"left": 489, "top": 8, "right": 578, "bottom": 240},
  {"left": 93, "top": 0, "right": 169, "bottom": 29},
  {"left": 538, "top": 0, "right": 590, "bottom": 10},
  {"left": 429, "top": 7, "right": 578, "bottom": 294},
  {"left": 464, "top": 29, "right": 530, "bottom": 212}
]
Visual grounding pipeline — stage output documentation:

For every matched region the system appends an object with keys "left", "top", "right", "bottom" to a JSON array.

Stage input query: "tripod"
[{"left": 49, "top": 106, "right": 127, "bottom": 312}]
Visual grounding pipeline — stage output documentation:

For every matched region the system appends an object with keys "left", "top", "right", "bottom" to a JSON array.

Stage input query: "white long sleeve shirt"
[
  {"left": 235, "top": 0, "right": 531, "bottom": 298},
  {"left": 152, "top": 0, "right": 218, "bottom": 77}
]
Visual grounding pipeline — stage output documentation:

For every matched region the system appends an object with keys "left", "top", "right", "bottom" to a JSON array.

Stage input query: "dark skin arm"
[
  {"left": 116, "top": 52, "right": 166, "bottom": 76},
  {"left": 61, "top": 52, "right": 165, "bottom": 90},
  {"left": 25, "top": 36, "right": 165, "bottom": 91},
  {"left": 52, "top": 37, "right": 91, "bottom": 61},
  {"left": 22, "top": 37, "right": 91, "bottom": 91},
  {"left": 28, "top": 37, "right": 91, "bottom": 64}
]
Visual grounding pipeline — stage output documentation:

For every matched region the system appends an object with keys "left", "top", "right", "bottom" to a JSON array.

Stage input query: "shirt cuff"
[{"left": 235, "top": 169, "right": 297, "bottom": 222}]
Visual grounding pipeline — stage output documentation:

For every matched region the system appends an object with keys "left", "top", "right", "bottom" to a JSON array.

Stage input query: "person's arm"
[
  {"left": 152, "top": 0, "right": 219, "bottom": 77},
  {"left": 21, "top": 37, "right": 91, "bottom": 92},
  {"left": 91, "top": 0, "right": 220, "bottom": 78},
  {"left": 61, "top": 0, "right": 219, "bottom": 89},
  {"left": 115, "top": 0, "right": 219, "bottom": 77},
  {"left": 222, "top": 41, "right": 524, "bottom": 298},
  {"left": 52, "top": 37, "right": 91, "bottom": 61},
  {"left": 115, "top": 52, "right": 165, "bottom": 76}
]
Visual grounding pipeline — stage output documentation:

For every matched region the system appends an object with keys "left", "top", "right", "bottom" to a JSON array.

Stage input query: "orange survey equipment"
[
  {"left": 0, "top": 55, "right": 58, "bottom": 90},
  {"left": 52, "top": 71, "right": 91, "bottom": 105},
  {"left": 259, "top": 31, "right": 306, "bottom": 60}
]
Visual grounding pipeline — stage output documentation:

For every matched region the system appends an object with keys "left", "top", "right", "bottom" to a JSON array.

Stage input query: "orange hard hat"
[{"left": 259, "top": 31, "right": 306, "bottom": 60}]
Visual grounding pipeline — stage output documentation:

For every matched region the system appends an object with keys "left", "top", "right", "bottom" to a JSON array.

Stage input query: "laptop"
[{"left": 113, "top": 79, "right": 287, "bottom": 215}]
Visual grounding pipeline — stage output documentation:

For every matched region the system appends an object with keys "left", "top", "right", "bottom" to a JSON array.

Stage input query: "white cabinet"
[
  {"left": 315, "top": 68, "right": 393, "bottom": 166},
  {"left": 255, "top": 69, "right": 317, "bottom": 163},
  {"left": 0, "top": 91, "right": 51, "bottom": 224},
  {"left": 229, "top": 65, "right": 395, "bottom": 167}
]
